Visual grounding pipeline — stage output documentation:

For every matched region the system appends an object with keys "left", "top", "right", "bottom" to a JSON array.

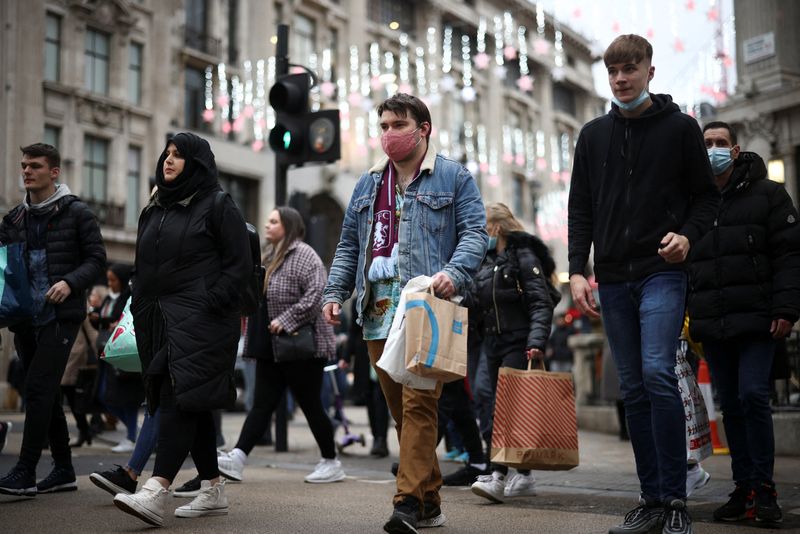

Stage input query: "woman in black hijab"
[{"left": 113, "top": 133, "right": 250, "bottom": 526}]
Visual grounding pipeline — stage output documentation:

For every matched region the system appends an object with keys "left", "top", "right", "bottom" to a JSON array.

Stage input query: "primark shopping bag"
[
  {"left": 0, "top": 242, "right": 34, "bottom": 328},
  {"left": 102, "top": 297, "right": 141, "bottom": 373},
  {"left": 490, "top": 360, "right": 580, "bottom": 470},
  {"left": 676, "top": 340, "right": 713, "bottom": 463},
  {"left": 403, "top": 286, "right": 468, "bottom": 383}
]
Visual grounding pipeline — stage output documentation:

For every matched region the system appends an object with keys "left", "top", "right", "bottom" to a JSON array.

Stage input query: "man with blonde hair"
[{"left": 568, "top": 35, "right": 718, "bottom": 534}]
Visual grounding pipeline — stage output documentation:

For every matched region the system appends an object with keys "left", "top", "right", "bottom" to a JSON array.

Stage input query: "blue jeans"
[
  {"left": 599, "top": 271, "right": 688, "bottom": 502},
  {"left": 702, "top": 335, "right": 775, "bottom": 486},
  {"left": 127, "top": 409, "right": 160, "bottom": 475}
]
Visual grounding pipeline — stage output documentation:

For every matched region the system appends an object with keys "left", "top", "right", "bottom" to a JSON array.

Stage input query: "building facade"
[
  {"left": 712, "top": 0, "right": 800, "bottom": 204},
  {"left": 0, "top": 0, "right": 600, "bottom": 402}
]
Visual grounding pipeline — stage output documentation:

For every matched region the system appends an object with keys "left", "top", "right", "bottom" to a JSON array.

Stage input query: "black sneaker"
[
  {"left": 173, "top": 475, "right": 202, "bottom": 498},
  {"left": 608, "top": 498, "right": 664, "bottom": 534},
  {"left": 37, "top": 465, "right": 77, "bottom": 494},
  {"left": 754, "top": 482, "right": 782, "bottom": 524},
  {"left": 0, "top": 465, "right": 37, "bottom": 497},
  {"left": 713, "top": 483, "right": 755, "bottom": 521},
  {"left": 662, "top": 499, "right": 693, "bottom": 534},
  {"left": 418, "top": 501, "right": 446, "bottom": 528},
  {"left": 384, "top": 496, "right": 419, "bottom": 534},
  {"left": 0, "top": 421, "right": 11, "bottom": 454},
  {"left": 442, "top": 464, "right": 488, "bottom": 487},
  {"left": 89, "top": 465, "right": 137, "bottom": 496}
]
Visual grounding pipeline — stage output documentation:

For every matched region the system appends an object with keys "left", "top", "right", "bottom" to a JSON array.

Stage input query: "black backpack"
[{"left": 211, "top": 191, "right": 265, "bottom": 316}]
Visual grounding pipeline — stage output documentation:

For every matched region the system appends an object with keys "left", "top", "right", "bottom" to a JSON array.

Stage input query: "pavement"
[{"left": 1, "top": 405, "right": 799, "bottom": 533}]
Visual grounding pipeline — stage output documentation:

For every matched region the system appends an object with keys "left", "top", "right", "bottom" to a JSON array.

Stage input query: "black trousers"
[
  {"left": 15, "top": 321, "right": 80, "bottom": 471},
  {"left": 152, "top": 379, "right": 218, "bottom": 482},
  {"left": 438, "top": 379, "right": 486, "bottom": 464},
  {"left": 236, "top": 357, "right": 335, "bottom": 459},
  {"left": 366, "top": 375, "right": 389, "bottom": 440}
]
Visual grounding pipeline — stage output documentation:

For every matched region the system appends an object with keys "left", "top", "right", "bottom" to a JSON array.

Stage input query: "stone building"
[{"left": 0, "top": 0, "right": 600, "bottom": 403}]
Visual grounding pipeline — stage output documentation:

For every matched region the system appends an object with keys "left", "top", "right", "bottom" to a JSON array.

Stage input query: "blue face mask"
[
  {"left": 612, "top": 89, "right": 650, "bottom": 111},
  {"left": 487, "top": 236, "right": 497, "bottom": 251},
  {"left": 707, "top": 147, "right": 733, "bottom": 176}
]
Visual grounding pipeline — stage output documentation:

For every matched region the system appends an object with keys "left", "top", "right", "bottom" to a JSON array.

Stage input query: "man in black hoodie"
[
  {"left": 688, "top": 122, "right": 799, "bottom": 526},
  {"left": 0, "top": 143, "right": 106, "bottom": 496},
  {"left": 568, "top": 35, "right": 718, "bottom": 534}
]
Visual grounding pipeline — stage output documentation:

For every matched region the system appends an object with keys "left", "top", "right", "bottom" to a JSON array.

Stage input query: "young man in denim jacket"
[{"left": 323, "top": 93, "right": 487, "bottom": 533}]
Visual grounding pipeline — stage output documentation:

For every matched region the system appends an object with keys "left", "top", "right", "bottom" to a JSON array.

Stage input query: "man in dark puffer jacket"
[
  {"left": 688, "top": 122, "right": 800, "bottom": 525},
  {"left": 0, "top": 143, "right": 106, "bottom": 497}
]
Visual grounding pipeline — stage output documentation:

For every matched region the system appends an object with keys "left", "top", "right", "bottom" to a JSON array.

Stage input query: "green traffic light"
[{"left": 283, "top": 131, "right": 292, "bottom": 150}]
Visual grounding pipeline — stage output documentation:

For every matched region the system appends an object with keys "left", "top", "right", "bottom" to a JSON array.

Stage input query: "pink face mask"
[{"left": 381, "top": 126, "right": 423, "bottom": 162}]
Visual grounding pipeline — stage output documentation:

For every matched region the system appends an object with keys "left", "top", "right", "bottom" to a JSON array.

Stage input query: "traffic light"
[
  {"left": 268, "top": 73, "right": 340, "bottom": 165},
  {"left": 268, "top": 73, "right": 310, "bottom": 165}
]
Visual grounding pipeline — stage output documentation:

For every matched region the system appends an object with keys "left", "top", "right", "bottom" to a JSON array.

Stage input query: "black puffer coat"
[
  {"left": 688, "top": 151, "right": 800, "bottom": 341},
  {"left": 469, "top": 231, "right": 556, "bottom": 351},
  {"left": 131, "top": 133, "right": 250, "bottom": 413},
  {"left": 0, "top": 194, "right": 106, "bottom": 325}
]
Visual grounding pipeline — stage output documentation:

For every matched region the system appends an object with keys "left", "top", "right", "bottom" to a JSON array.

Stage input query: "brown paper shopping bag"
[
  {"left": 403, "top": 288, "right": 468, "bottom": 382},
  {"left": 490, "top": 360, "right": 579, "bottom": 470}
]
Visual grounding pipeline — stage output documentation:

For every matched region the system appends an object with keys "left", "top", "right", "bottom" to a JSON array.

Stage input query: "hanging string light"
[
  {"left": 474, "top": 18, "right": 490, "bottom": 70},
  {"left": 461, "top": 34, "right": 475, "bottom": 102},
  {"left": 517, "top": 26, "right": 533, "bottom": 92},
  {"left": 426, "top": 26, "right": 441, "bottom": 105},
  {"left": 217, "top": 63, "right": 230, "bottom": 133},
  {"left": 441, "top": 26, "right": 455, "bottom": 92},
  {"left": 203, "top": 65, "right": 214, "bottom": 122},
  {"left": 398, "top": 33, "right": 412, "bottom": 94}
]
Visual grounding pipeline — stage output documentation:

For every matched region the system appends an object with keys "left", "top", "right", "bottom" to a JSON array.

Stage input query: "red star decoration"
[
  {"left": 612, "top": 21, "right": 621, "bottom": 33},
  {"left": 685, "top": 0, "right": 695, "bottom": 11},
  {"left": 707, "top": 8, "right": 719, "bottom": 22},
  {"left": 673, "top": 37, "right": 685, "bottom": 53},
  {"left": 646, "top": 28, "right": 655, "bottom": 39},
  {"left": 572, "top": 8, "right": 582, "bottom": 18}
]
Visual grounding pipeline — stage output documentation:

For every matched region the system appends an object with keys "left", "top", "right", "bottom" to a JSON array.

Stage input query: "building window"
[
  {"left": 227, "top": 0, "right": 239, "bottom": 64},
  {"left": 218, "top": 172, "right": 258, "bottom": 223},
  {"left": 83, "top": 136, "right": 108, "bottom": 201},
  {"left": 44, "top": 125, "right": 61, "bottom": 150},
  {"left": 184, "top": 66, "right": 206, "bottom": 130},
  {"left": 85, "top": 29, "right": 110, "bottom": 94},
  {"left": 291, "top": 13, "right": 316, "bottom": 65},
  {"left": 45, "top": 13, "right": 61, "bottom": 82},
  {"left": 512, "top": 174, "right": 525, "bottom": 217},
  {"left": 553, "top": 83, "right": 577, "bottom": 117},
  {"left": 368, "top": 0, "right": 416, "bottom": 34},
  {"left": 185, "top": 0, "right": 217, "bottom": 55},
  {"left": 126, "top": 146, "right": 142, "bottom": 228},
  {"left": 128, "top": 43, "right": 143, "bottom": 104}
]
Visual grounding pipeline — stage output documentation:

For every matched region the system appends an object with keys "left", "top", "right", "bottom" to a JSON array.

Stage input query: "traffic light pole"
[{"left": 275, "top": 24, "right": 289, "bottom": 206}]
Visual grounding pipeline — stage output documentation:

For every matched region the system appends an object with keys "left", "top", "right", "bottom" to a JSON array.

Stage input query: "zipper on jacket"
[{"left": 492, "top": 265, "right": 502, "bottom": 334}]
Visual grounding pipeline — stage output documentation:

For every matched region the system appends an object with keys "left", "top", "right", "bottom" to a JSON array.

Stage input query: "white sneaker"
[
  {"left": 304, "top": 458, "right": 346, "bottom": 483},
  {"left": 111, "top": 439, "right": 136, "bottom": 453},
  {"left": 217, "top": 450, "right": 245, "bottom": 482},
  {"left": 113, "top": 478, "right": 168, "bottom": 526},
  {"left": 471, "top": 471, "right": 506, "bottom": 503},
  {"left": 174, "top": 479, "right": 228, "bottom": 518},
  {"left": 686, "top": 464, "right": 711, "bottom": 497},
  {"left": 504, "top": 472, "right": 537, "bottom": 497}
]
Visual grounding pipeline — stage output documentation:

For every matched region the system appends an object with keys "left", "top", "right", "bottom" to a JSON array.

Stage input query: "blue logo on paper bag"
[
  {"left": 406, "top": 299, "right": 439, "bottom": 367},
  {"left": 452, "top": 320, "right": 463, "bottom": 335}
]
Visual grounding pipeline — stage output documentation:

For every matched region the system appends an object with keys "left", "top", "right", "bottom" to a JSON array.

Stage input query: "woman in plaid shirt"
[{"left": 218, "top": 206, "right": 345, "bottom": 484}]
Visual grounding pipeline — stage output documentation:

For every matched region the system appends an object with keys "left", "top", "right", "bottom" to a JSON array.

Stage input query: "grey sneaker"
[
  {"left": 384, "top": 497, "right": 419, "bottom": 534},
  {"left": 662, "top": 499, "right": 693, "bottom": 534},
  {"left": 608, "top": 498, "right": 664, "bottom": 534},
  {"left": 418, "top": 501, "right": 446, "bottom": 528}
]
